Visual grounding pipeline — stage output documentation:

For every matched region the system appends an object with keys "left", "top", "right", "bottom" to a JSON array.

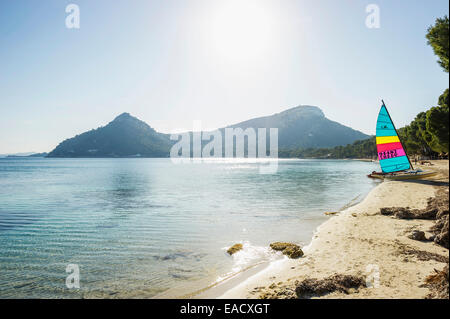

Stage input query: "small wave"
[{"left": 216, "top": 241, "right": 282, "bottom": 283}]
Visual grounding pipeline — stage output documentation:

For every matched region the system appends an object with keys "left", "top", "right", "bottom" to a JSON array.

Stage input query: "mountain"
[
  {"left": 47, "top": 113, "right": 171, "bottom": 157},
  {"left": 47, "top": 106, "right": 370, "bottom": 158},
  {"left": 227, "top": 105, "right": 369, "bottom": 149}
]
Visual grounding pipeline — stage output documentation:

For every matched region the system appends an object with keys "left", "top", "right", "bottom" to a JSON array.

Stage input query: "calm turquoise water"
[{"left": 0, "top": 158, "right": 379, "bottom": 298}]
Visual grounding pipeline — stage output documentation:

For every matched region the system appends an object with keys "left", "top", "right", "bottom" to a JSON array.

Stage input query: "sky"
[{"left": 0, "top": 0, "right": 448, "bottom": 153}]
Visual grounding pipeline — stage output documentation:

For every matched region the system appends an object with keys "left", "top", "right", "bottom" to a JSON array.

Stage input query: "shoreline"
[
  {"left": 196, "top": 160, "right": 449, "bottom": 299},
  {"left": 192, "top": 182, "right": 371, "bottom": 299}
]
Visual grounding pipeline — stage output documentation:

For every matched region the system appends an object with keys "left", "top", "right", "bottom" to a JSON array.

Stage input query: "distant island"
[
  {"left": 6, "top": 152, "right": 48, "bottom": 158},
  {"left": 47, "top": 105, "right": 370, "bottom": 158},
  {"left": 1, "top": 152, "right": 48, "bottom": 158}
]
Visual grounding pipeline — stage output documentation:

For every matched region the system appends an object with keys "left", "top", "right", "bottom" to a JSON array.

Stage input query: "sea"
[{"left": 0, "top": 158, "right": 380, "bottom": 298}]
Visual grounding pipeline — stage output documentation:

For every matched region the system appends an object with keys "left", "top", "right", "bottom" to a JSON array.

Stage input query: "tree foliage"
[
  {"left": 279, "top": 137, "right": 377, "bottom": 159},
  {"left": 426, "top": 15, "right": 449, "bottom": 72},
  {"left": 426, "top": 89, "right": 449, "bottom": 153}
]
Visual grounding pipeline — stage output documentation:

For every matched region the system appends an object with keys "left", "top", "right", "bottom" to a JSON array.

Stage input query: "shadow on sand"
[{"left": 397, "top": 179, "right": 449, "bottom": 187}]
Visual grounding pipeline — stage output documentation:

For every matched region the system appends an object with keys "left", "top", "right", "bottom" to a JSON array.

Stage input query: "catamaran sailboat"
[{"left": 368, "top": 100, "right": 437, "bottom": 180}]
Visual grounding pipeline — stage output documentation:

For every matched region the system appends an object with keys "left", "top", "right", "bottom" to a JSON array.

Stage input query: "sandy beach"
[{"left": 198, "top": 160, "right": 449, "bottom": 299}]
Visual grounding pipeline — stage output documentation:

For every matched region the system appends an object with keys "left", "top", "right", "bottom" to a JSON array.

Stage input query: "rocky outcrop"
[
  {"left": 324, "top": 211, "right": 338, "bottom": 216},
  {"left": 408, "top": 230, "right": 427, "bottom": 241},
  {"left": 269, "top": 242, "right": 294, "bottom": 251},
  {"left": 295, "top": 274, "right": 366, "bottom": 298},
  {"left": 227, "top": 243, "right": 243, "bottom": 255},
  {"left": 283, "top": 246, "right": 304, "bottom": 259},
  {"left": 270, "top": 242, "right": 304, "bottom": 259}
]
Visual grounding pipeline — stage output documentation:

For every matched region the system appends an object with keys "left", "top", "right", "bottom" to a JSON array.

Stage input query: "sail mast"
[{"left": 381, "top": 100, "right": 414, "bottom": 171}]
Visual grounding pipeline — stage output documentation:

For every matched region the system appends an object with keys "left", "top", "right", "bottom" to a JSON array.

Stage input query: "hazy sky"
[{"left": 0, "top": 0, "right": 448, "bottom": 153}]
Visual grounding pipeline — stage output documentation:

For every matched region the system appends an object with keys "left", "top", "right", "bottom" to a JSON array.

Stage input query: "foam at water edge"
[
  {"left": 216, "top": 241, "right": 283, "bottom": 283},
  {"left": 213, "top": 217, "right": 349, "bottom": 298}
]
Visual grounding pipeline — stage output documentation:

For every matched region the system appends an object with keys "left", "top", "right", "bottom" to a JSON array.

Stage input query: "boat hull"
[{"left": 368, "top": 170, "right": 438, "bottom": 180}]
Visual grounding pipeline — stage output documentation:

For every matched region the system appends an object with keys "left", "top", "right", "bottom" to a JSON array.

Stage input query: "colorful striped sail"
[{"left": 376, "top": 103, "right": 411, "bottom": 173}]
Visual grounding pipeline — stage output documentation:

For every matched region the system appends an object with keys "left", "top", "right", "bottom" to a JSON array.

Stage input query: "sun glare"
[{"left": 209, "top": 0, "right": 276, "bottom": 62}]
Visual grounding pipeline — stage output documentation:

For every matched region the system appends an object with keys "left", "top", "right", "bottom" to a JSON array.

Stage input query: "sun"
[{"left": 208, "top": 0, "right": 276, "bottom": 62}]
